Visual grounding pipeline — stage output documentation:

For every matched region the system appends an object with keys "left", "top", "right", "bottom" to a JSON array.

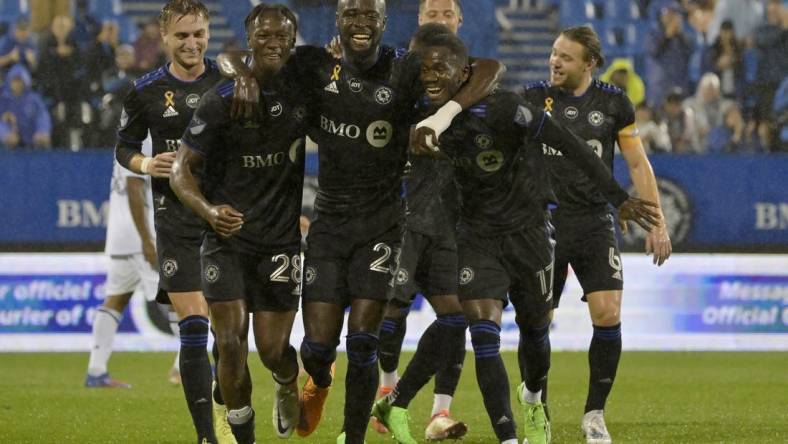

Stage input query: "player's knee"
[
  {"left": 178, "top": 315, "right": 209, "bottom": 348},
  {"left": 469, "top": 320, "right": 501, "bottom": 359},
  {"left": 515, "top": 311, "right": 551, "bottom": 332},
  {"left": 346, "top": 332, "right": 379, "bottom": 367},
  {"left": 257, "top": 341, "right": 289, "bottom": 369},
  {"left": 300, "top": 337, "right": 337, "bottom": 370},
  {"left": 591, "top": 307, "right": 621, "bottom": 326}
]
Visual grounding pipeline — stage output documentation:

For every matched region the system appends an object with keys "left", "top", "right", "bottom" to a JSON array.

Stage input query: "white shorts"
[{"left": 105, "top": 254, "right": 160, "bottom": 301}]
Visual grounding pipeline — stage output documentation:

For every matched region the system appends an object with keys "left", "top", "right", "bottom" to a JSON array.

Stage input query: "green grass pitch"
[{"left": 2, "top": 351, "right": 786, "bottom": 443}]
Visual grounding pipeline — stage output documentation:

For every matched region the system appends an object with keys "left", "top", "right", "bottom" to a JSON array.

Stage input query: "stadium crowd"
[{"left": 0, "top": 0, "right": 785, "bottom": 153}]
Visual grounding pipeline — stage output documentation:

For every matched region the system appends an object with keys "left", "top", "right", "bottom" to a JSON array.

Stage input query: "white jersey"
[{"left": 105, "top": 136, "right": 155, "bottom": 256}]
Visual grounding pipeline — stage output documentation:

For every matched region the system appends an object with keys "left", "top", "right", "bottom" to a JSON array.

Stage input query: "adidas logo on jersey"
[
  {"left": 162, "top": 106, "right": 179, "bottom": 118},
  {"left": 324, "top": 81, "right": 339, "bottom": 94},
  {"left": 612, "top": 270, "right": 622, "bottom": 280}
]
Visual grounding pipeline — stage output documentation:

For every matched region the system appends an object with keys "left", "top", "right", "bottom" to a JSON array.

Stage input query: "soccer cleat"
[
  {"left": 371, "top": 397, "right": 417, "bottom": 444},
  {"left": 84, "top": 373, "right": 131, "bottom": 389},
  {"left": 425, "top": 409, "right": 468, "bottom": 441},
  {"left": 273, "top": 380, "right": 300, "bottom": 438},
  {"left": 517, "top": 382, "right": 550, "bottom": 444},
  {"left": 212, "top": 383, "right": 237, "bottom": 444},
  {"left": 581, "top": 410, "right": 612, "bottom": 444},
  {"left": 336, "top": 432, "right": 366, "bottom": 444},
  {"left": 296, "top": 362, "right": 335, "bottom": 437},
  {"left": 370, "top": 386, "right": 393, "bottom": 434},
  {"left": 168, "top": 367, "right": 182, "bottom": 386}
]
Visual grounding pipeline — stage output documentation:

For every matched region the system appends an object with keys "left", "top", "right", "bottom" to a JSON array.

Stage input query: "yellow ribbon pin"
[
  {"left": 544, "top": 97, "right": 553, "bottom": 113},
  {"left": 164, "top": 91, "right": 175, "bottom": 107},
  {"left": 331, "top": 65, "right": 342, "bottom": 81}
]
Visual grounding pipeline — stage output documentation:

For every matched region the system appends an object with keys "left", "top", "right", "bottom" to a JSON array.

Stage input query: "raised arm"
[{"left": 216, "top": 50, "right": 258, "bottom": 119}]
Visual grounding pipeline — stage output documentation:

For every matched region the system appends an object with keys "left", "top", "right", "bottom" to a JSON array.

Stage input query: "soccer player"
[
  {"left": 406, "top": 26, "right": 659, "bottom": 444},
  {"left": 114, "top": 1, "right": 232, "bottom": 442},
  {"left": 521, "top": 26, "right": 672, "bottom": 444},
  {"left": 371, "top": 1, "right": 496, "bottom": 441},
  {"left": 170, "top": 5, "right": 307, "bottom": 443},
  {"left": 86, "top": 136, "right": 179, "bottom": 389}
]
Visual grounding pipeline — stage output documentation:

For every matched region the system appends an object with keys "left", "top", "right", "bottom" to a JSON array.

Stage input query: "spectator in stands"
[
  {"left": 751, "top": 0, "right": 787, "bottom": 151},
  {"left": 709, "top": 20, "right": 745, "bottom": 101},
  {"left": 707, "top": 102, "right": 764, "bottom": 153},
  {"left": 707, "top": 0, "right": 763, "bottom": 44},
  {"left": 635, "top": 102, "right": 672, "bottom": 153},
  {"left": 645, "top": 2, "right": 693, "bottom": 107},
  {"left": 85, "top": 20, "right": 121, "bottom": 108},
  {"left": 0, "top": 64, "right": 51, "bottom": 148},
  {"left": 71, "top": 0, "right": 101, "bottom": 52},
  {"left": 37, "top": 15, "right": 87, "bottom": 150},
  {"left": 660, "top": 88, "right": 700, "bottom": 153},
  {"left": 600, "top": 58, "right": 646, "bottom": 106},
  {"left": 132, "top": 18, "right": 164, "bottom": 72},
  {"left": 94, "top": 44, "right": 140, "bottom": 147},
  {"left": 774, "top": 76, "right": 788, "bottom": 152},
  {"left": 0, "top": 17, "right": 38, "bottom": 80},
  {"left": 683, "top": 72, "right": 733, "bottom": 149}
]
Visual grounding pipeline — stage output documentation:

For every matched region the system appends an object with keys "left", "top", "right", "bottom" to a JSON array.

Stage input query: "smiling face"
[
  {"left": 418, "top": 0, "right": 462, "bottom": 35},
  {"left": 419, "top": 45, "right": 469, "bottom": 108},
  {"left": 247, "top": 10, "right": 295, "bottom": 74},
  {"left": 549, "top": 34, "right": 593, "bottom": 90},
  {"left": 336, "top": 0, "right": 386, "bottom": 58},
  {"left": 161, "top": 13, "right": 209, "bottom": 70}
]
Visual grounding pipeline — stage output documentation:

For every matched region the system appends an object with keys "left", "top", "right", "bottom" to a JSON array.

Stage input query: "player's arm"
[
  {"left": 415, "top": 58, "right": 506, "bottom": 149},
  {"left": 126, "top": 176, "right": 157, "bottom": 268},
  {"left": 115, "top": 88, "right": 174, "bottom": 177},
  {"left": 216, "top": 50, "right": 258, "bottom": 119},
  {"left": 618, "top": 126, "right": 672, "bottom": 265},
  {"left": 169, "top": 145, "right": 243, "bottom": 238}
]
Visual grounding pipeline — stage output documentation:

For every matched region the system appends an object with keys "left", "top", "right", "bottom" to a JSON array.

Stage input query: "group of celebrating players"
[{"left": 91, "top": 0, "right": 673, "bottom": 443}]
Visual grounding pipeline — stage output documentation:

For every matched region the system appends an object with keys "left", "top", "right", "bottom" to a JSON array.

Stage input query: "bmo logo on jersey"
[
  {"left": 542, "top": 139, "right": 603, "bottom": 158},
  {"left": 320, "top": 115, "right": 361, "bottom": 139},
  {"left": 242, "top": 152, "right": 286, "bottom": 168},
  {"left": 165, "top": 139, "right": 182, "bottom": 152}
]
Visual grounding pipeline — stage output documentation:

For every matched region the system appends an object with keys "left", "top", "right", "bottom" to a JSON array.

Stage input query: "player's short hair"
[
  {"left": 159, "top": 0, "right": 210, "bottom": 30},
  {"left": 560, "top": 25, "right": 605, "bottom": 69},
  {"left": 419, "top": 0, "right": 463, "bottom": 16},
  {"left": 412, "top": 23, "right": 468, "bottom": 66},
  {"left": 244, "top": 3, "right": 299, "bottom": 37}
]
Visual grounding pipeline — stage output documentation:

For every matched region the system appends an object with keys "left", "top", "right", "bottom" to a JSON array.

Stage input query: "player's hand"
[
  {"left": 645, "top": 223, "right": 672, "bottom": 266},
  {"left": 617, "top": 197, "right": 660, "bottom": 233},
  {"left": 409, "top": 125, "right": 442, "bottom": 157},
  {"left": 231, "top": 74, "right": 260, "bottom": 119},
  {"left": 325, "top": 35, "right": 342, "bottom": 59},
  {"left": 142, "top": 239, "right": 158, "bottom": 269},
  {"left": 148, "top": 152, "right": 176, "bottom": 178},
  {"left": 207, "top": 205, "right": 244, "bottom": 238}
]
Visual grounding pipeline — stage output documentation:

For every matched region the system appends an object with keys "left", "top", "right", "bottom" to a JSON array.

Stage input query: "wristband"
[
  {"left": 416, "top": 100, "right": 462, "bottom": 147},
  {"left": 140, "top": 157, "right": 153, "bottom": 175}
]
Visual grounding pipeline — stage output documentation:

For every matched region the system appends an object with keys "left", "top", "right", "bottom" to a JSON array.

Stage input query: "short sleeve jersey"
[
  {"left": 439, "top": 91, "right": 552, "bottom": 236},
  {"left": 181, "top": 78, "right": 309, "bottom": 253},
  {"left": 116, "top": 59, "right": 224, "bottom": 232},
  {"left": 286, "top": 45, "right": 421, "bottom": 216},
  {"left": 522, "top": 79, "right": 635, "bottom": 213}
]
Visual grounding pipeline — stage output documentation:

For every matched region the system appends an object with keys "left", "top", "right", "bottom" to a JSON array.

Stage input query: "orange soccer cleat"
[{"left": 296, "top": 362, "right": 336, "bottom": 437}]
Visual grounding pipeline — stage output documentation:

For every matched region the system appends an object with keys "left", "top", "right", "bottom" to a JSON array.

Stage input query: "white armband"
[
  {"left": 140, "top": 157, "right": 153, "bottom": 175},
  {"left": 416, "top": 100, "right": 462, "bottom": 148}
]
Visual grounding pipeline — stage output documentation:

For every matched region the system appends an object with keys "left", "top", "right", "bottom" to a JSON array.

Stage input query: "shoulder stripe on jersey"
[
  {"left": 217, "top": 81, "right": 235, "bottom": 98},
  {"left": 133, "top": 66, "right": 167, "bottom": 91},
  {"left": 469, "top": 104, "right": 487, "bottom": 117},
  {"left": 595, "top": 79, "right": 625, "bottom": 95},
  {"left": 523, "top": 80, "right": 551, "bottom": 91},
  {"left": 394, "top": 47, "right": 407, "bottom": 59}
]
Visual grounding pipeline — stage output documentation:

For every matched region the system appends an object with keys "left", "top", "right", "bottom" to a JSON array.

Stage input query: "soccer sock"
[
  {"left": 87, "top": 307, "right": 121, "bottom": 376},
  {"left": 434, "top": 313, "right": 467, "bottom": 398},
  {"left": 378, "top": 313, "right": 407, "bottom": 375},
  {"left": 300, "top": 337, "right": 337, "bottom": 388},
  {"left": 469, "top": 320, "right": 516, "bottom": 441},
  {"left": 178, "top": 315, "right": 216, "bottom": 443},
  {"left": 391, "top": 313, "right": 466, "bottom": 409},
  {"left": 518, "top": 323, "right": 551, "bottom": 394},
  {"left": 343, "top": 332, "right": 380, "bottom": 443},
  {"left": 227, "top": 406, "right": 255, "bottom": 444},
  {"left": 272, "top": 345, "right": 299, "bottom": 383},
  {"left": 585, "top": 323, "right": 622, "bottom": 413},
  {"left": 431, "top": 394, "right": 453, "bottom": 417},
  {"left": 211, "top": 332, "right": 224, "bottom": 405}
]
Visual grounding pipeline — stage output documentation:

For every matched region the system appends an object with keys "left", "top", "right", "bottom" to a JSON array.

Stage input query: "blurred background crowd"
[{"left": 0, "top": 0, "right": 785, "bottom": 153}]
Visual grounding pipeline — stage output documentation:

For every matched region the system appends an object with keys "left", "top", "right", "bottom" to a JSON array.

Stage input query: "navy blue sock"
[
  {"left": 518, "top": 323, "right": 551, "bottom": 394},
  {"left": 585, "top": 323, "right": 621, "bottom": 412},
  {"left": 343, "top": 332, "right": 380, "bottom": 443},
  {"left": 434, "top": 314, "right": 467, "bottom": 397},
  {"left": 179, "top": 315, "right": 216, "bottom": 443},
  {"left": 469, "top": 320, "right": 515, "bottom": 441},
  {"left": 300, "top": 337, "right": 337, "bottom": 388},
  {"left": 378, "top": 312, "right": 407, "bottom": 373}
]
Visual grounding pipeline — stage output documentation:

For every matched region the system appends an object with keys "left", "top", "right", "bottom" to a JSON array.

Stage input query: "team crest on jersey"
[
  {"left": 348, "top": 78, "right": 363, "bottom": 93},
  {"left": 189, "top": 117, "right": 206, "bottom": 135},
  {"left": 514, "top": 105, "right": 533, "bottom": 126},
  {"left": 185, "top": 94, "right": 201, "bottom": 109},
  {"left": 269, "top": 101, "right": 283, "bottom": 117},
  {"left": 459, "top": 267, "right": 474, "bottom": 285},
  {"left": 366, "top": 120, "right": 393, "bottom": 148},
  {"left": 375, "top": 87, "right": 393, "bottom": 105},
  {"left": 474, "top": 134, "right": 493, "bottom": 149},
  {"left": 162, "top": 91, "right": 179, "bottom": 117},
  {"left": 563, "top": 106, "right": 579, "bottom": 120},
  {"left": 396, "top": 269, "right": 409, "bottom": 285},
  {"left": 476, "top": 150, "right": 504, "bottom": 172},
  {"left": 304, "top": 266, "right": 317, "bottom": 285},
  {"left": 162, "top": 259, "right": 178, "bottom": 277},
  {"left": 205, "top": 264, "right": 220, "bottom": 283},
  {"left": 588, "top": 110, "right": 605, "bottom": 127}
]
